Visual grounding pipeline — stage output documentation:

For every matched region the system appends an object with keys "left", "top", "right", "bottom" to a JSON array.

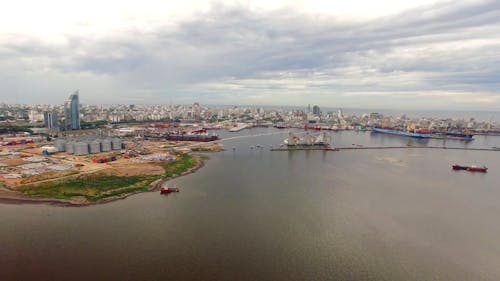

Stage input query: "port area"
[
  {"left": 0, "top": 139, "right": 218, "bottom": 205},
  {"left": 271, "top": 146, "right": 500, "bottom": 152}
]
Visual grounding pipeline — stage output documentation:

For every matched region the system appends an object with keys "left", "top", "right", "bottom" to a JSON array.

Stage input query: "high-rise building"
[
  {"left": 337, "top": 108, "right": 344, "bottom": 119},
  {"left": 43, "top": 111, "right": 59, "bottom": 130},
  {"left": 65, "top": 90, "right": 80, "bottom": 130},
  {"left": 193, "top": 102, "right": 200, "bottom": 120},
  {"left": 312, "top": 105, "right": 320, "bottom": 115}
]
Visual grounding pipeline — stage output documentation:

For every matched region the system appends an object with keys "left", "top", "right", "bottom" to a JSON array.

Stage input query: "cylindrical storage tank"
[
  {"left": 54, "top": 139, "right": 66, "bottom": 152},
  {"left": 111, "top": 138, "right": 122, "bottom": 150},
  {"left": 101, "top": 139, "right": 112, "bottom": 152},
  {"left": 65, "top": 141, "right": 75, "bottom": 154},
  {"left": 74, "top": 142, "right": 89, "bottom": 156},
  {"left": 89, "top": 141, "right": 101, "bottom": 154}
]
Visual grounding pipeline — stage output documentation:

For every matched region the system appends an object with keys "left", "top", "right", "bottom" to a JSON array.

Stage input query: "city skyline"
[{"left": 0, "top": 0, "right": 499, "bottom": 110}]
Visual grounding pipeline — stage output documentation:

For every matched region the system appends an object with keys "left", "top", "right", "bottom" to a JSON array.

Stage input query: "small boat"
[
  {"left": 452, "top": 164, "right": 488, "bottom": 172},
  {"left": 452, "top": 164, "right": 468, "bottom": 170},
  {"left": 466, "top": 166, "right": 488, "bottom": 172},
  {"left": 160, "top": 186, "right": 180, "bottom": 194}
]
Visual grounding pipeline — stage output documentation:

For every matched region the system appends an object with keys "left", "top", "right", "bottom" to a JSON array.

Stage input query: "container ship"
[
  {"left": 371, "top": 127, "right": 431, "bottom": 139},
  {"left": 431, "top": 132, "right": 474, "bottom": 141}
]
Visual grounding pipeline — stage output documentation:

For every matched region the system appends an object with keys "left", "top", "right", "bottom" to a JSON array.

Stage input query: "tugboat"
[
  {"left": 452, "top": 164, "right": 488, "bottom": 172},
  {"left": 466, "top": 166, "right": 488, "bottom": 172},
  {"left": 160, "top": 186, "right": 180, "bottom": 194},
  {"left": 452, "top": 164, "right": 468, "bottom": 170}
]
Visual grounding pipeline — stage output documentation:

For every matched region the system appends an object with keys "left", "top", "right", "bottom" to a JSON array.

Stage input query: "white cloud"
[
  {"left": 0, "top": 0, "right": 446, "bottom": 36},
  {"left": 0, "top": 0, "right": 499, "bottom": 109}
]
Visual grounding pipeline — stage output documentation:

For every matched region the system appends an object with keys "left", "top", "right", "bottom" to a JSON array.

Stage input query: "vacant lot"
[
  {"left": 14, "top": 154, "right": 200, "bottom": 203},
  {"left": 18, "top": 174, "right": 157, "bottom": 201},
  {"left": 101, "top": 163, "right": 165, "bottom": 177}
]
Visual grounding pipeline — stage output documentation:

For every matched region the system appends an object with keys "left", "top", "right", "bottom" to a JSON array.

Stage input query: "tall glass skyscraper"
[{"left": 65, "top": 90, "right": 80, "bottom": 130}]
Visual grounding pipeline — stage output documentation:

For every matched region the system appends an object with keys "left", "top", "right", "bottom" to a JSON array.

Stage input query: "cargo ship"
[
  {"left": 163, "top": 129, "right": 219, "bottom": 142},
  {"left": 431, "top": 131, "right": 474, "bottom": 141},
  {"left": 371, "top": 127, "right": 431, "bottom": 139},
  {"left": 165, "top": 133, "right": 219, "bottom": 142},
  {"left": 274, "top": 123, "right": 288, "bottom": 129}
]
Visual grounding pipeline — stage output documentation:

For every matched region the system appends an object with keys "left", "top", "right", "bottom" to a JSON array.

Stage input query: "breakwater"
[{"left": 271, "top": 146, "right": 500, "bottom": 152}]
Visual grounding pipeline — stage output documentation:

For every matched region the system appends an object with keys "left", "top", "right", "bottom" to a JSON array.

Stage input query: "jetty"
[
  {"left": 271, "top": 146, "right": 328, "bottom": 151},
  {"left": 229, "top": 123, "right": 249, "bottom": 132},
  {"left": 271, "top": 146, "right": 500, "bottom": 152}
]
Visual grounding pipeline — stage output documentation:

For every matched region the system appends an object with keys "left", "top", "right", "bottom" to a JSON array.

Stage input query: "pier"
[
  {"left": 271, "top": 146, "right": 500, "bottom": 152},
  {"left": 271, "top": 147, "right": 328, "bottom": 151},
  {"left": 229, "top": 123, "right": 250, "bottom": 132}
]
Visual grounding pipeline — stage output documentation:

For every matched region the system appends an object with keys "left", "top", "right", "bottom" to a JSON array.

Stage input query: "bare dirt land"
[
  {"left": 101, "top": 162, "right": 165, "bottom": 177},
  {"left": 0, "top": 153, "right": 205, "bottom": 206},
  {"left": 0, "top": 158, "right": 27, "bottom": 166}
]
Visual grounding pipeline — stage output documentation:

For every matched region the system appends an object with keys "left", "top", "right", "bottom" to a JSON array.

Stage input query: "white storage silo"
[
  {"left": 101, "top": 139, "right": 112, "bottom": 152},
  {"left": 65, "top": 141, "right": 75, "bottom": 154},
  {"left": 89, "top": 140, "right": 101, "bottom": 154},
  {"left": 111, "top": 138, "right": 122, "bottom": 150},
  {"left": 54, "top": 139, "right": 66, "bottom": 152},
  {"left": 74, "top": 142, "right": 89, "bottom": 156}
]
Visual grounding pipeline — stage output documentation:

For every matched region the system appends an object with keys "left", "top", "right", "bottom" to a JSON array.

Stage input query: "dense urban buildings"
[{"left": 1, "top": 101, "right": 498, "bottom": 135}]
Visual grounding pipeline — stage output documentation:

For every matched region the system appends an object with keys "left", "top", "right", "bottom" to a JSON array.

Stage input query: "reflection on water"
[{"left": 1, "top": 128, "right": 500, "bottom": 280}]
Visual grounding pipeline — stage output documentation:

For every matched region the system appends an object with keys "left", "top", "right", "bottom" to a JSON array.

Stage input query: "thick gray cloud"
[{"left": 0, "top": 0, "right": 499, "bottom": 109}]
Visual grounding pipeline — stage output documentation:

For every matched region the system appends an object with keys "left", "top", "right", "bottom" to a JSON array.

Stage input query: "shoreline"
[{"left": 0, "top": 154, "right": 206, "bottom": 207}]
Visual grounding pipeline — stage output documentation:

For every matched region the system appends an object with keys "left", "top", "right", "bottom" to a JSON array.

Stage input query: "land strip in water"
[{"left": 0, "top": 153, "right": 204, "bottom": 206}]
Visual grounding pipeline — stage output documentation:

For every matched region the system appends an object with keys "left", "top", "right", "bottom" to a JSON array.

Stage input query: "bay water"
[{"left": 1, "top": 128, "right": 500, "bottom": 280}]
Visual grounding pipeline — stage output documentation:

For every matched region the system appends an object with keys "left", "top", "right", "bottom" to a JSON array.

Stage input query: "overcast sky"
[{"left": 0, "top": 0, "right": 499, "bottom": 110}]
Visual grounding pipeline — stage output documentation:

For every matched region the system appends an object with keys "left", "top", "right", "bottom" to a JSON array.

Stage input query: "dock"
[
  {"left": 229, "top": 123, "right": 249, "bottom": 132},
  {"left": 271, "top": 146, "right": 500, "bottom": 152},
  {"left": 271, "top": 147, "right": 328, "bottom": 151}
]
